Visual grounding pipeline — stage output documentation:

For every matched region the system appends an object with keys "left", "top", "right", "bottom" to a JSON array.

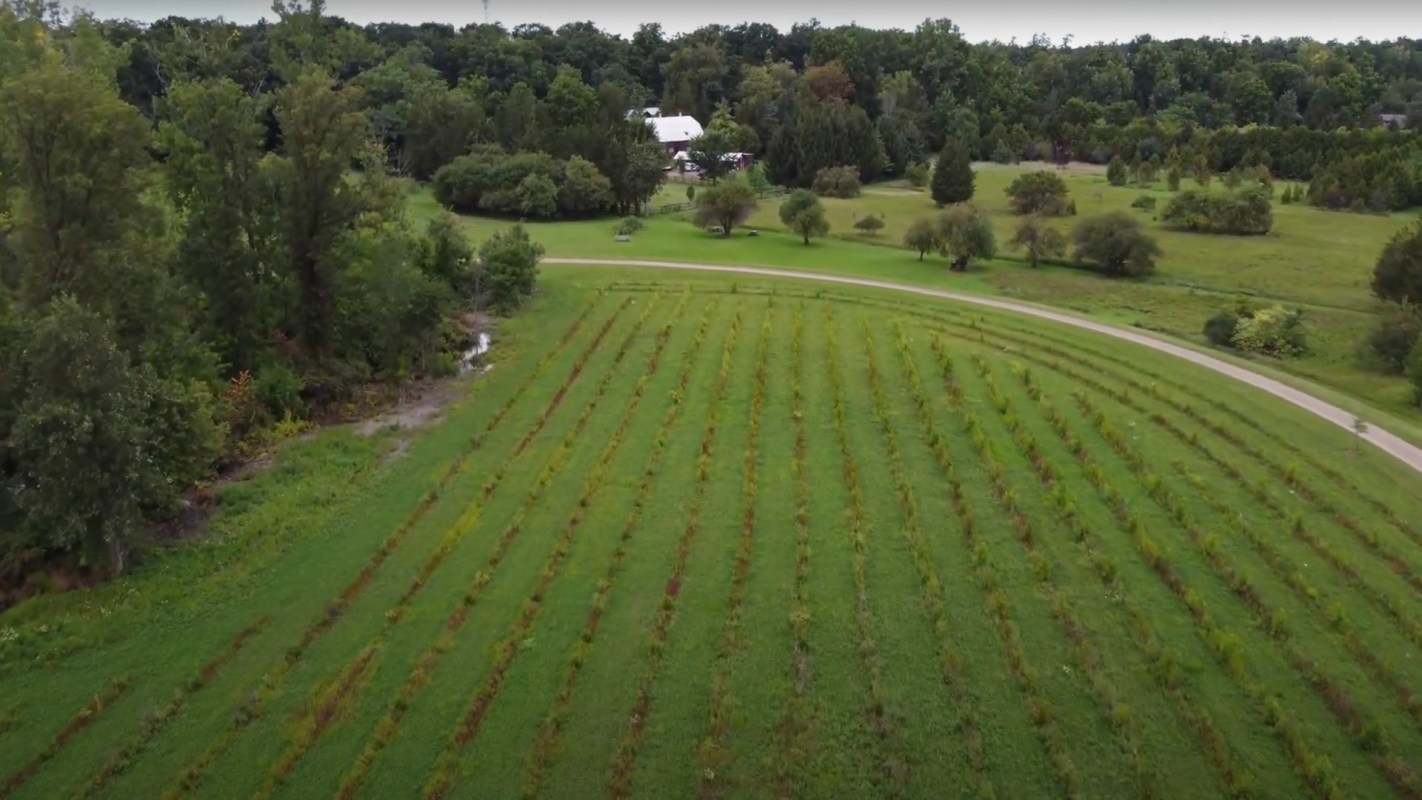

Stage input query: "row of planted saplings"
[
  {"left": 695, "top": 311, "right": 773, "bottom": 797},
  {"left": 605, "top": 307, "right": 743, "bottom": 800},
  {"left": 520, "top": 296, "right": 720, "bottom": 800},
  {"left": 417, "top": 295, "right": 692, "bottom": 800}
]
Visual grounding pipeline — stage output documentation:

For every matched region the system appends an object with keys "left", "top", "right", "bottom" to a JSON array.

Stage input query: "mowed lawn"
[
  {"left": 408, "top": 163, "right": 1422, "bottom": 417},
  {"left": 4, "top": 268, "right": 1422, "bottom": 800}
]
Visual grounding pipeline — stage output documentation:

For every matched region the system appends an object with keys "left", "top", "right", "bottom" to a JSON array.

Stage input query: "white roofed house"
[{"left": 647, "top": 115, "right": 704, "bottom": 155}]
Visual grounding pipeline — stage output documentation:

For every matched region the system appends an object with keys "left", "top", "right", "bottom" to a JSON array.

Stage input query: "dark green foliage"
[
  {"left": 931, "top": 140, "right": 974, "bottom": 207},
  {"left": 1161, "top": 187, "right": 1273, "bottom": 235},
  {"left": 1364, "top": 303, "right": 1422, "bottom": 374},
  {"left": 1307, "top": 145, "right": 1422, "bottom": 211},
  {"left": 614, "top": 216, "right": 646, "bottom": 236},
  {"left": 1409, "top": 339, "right": 1422, "bottom": 405},
  {"left": 1166, "top": 166, "right": 1182, "bottom": 191},
  {"left": 811, "top": 166, "right": 862, "bottom": 198},
  {"left": 1131, "top": 194, "right": 1158, "bottom": 212},
  {"left": 904, "top": 162, "right": 929, "bottom": 188},
  {"left": 779, "top": 189, "right": 830, "bottom": 244},
  {"left": 694, "top": 177, "right": 759, "bottom": 236},
  {"left": 1204, "top": 311, "right": 1240, "bottom": 347},
  {"left": 1005, "top": 170, "right": 1070, "bottom": 215},
  {"left": 852, "top": 215, "right": 885, "bottom": 236},
  {"left": 477, "top": 225, "right": 544, "bottom": 313},
  {"left": 1107, "top": 156, "right": 1128, "bottom": 186},
  {"left": 767, "top": 101, "right": 885, "bottom": 188},
  {"left": 432, "top": 150, "right": 614, "bottom": 219},
  {"left": 1371, "top": 221, "right": 1422, "bottom": 304},
  {"left": 1072, "top": 212, "right": 1163, "bottom": 277}
]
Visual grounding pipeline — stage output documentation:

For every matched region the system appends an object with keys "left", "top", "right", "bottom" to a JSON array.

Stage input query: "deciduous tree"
[
  {"left": 1072, "top": 212, "right": 1162, "bottom": 277},
  {"left": 1012, "top": 215, "right": 1067, "bottom": 266},
  {"left": 694, "top": 176, "right": 759, "bottom": 236},
  {"left": 778, "top": 189, "right": 829, "bottom": 244}
]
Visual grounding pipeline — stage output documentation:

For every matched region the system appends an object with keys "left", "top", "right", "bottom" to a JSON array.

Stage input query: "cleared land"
[
  {"left": 410, "top": 164, "right": 1421, "bottom": 417},
  {"left": 3, "top": 269, "right": 1422, "bottom": 800}
]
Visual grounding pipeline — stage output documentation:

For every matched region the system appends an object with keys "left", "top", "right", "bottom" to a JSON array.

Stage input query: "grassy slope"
[
  {"left": 409, "top": 164, "right": 1422, "bottom": 421},
  {"left": 3, "top": 270, "right": 1422, "bottom": 800}
]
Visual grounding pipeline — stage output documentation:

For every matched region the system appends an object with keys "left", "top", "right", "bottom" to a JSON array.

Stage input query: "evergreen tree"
[{"left": 931, "top": 140, "right": 975, "bottom": 207}]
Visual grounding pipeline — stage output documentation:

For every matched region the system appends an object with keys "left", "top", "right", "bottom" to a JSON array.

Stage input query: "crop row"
[
  {"left": 517, "top": 296, "right": 719, "bottom": 800},
  {"left": 965, "top": 351, "right": 1165, "bottom": 798},
  {"left": 160, "top": 296, "right": 636, "bottom": 800},
  {"left": 76, "top": 617, "right": 271, "bottom": 800},
  {"left": 604, "top": 306, "right": 744, "bottom": 799},
  {"left": 822, "top": 307, "right": 908, "bottom": 797},
  {"left": 800, "top": 286, "right": 1420, "bottom": 551},
  {"left": 998, "top": 345, "right": 1422, "bottom": 660},
  {"left": 998, "top": 318, "right": 1422, "bottom": 551},
  {"left": 415, "top": 292, "right": 693, "bottom": 800},
  {"left": 1019, "top": 357, "right": 1422, "bottom": 720},
  {"left": 0, "top": 674, "right": 134, "bottom": 799},
  {"left": 694, "top": 310, "right": 771, "bottom": 800},
  {"left": 972, "top": 353, "right": 1256, "bottom": 798},
  {"left": 770, "top": 305, "right": 817, "bottom": 799},
  {"left": 314, "top": 294, "right": 673, "bottom": 800},
  {"left": 871, "top": 323, "right": 996, "bottom": 799},
  {"left": 1068, "top": 389, "right": 1422, "bottom": 800},
  {"left": 1010, "top": 356, "right": 1355, "bottom": 800},
  {"left": 908, "top": 337, "right": 1083, "bottom": 799}
]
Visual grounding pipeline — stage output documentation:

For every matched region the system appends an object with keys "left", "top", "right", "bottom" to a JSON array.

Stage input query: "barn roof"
[{"left": 647, "top": 115, "right": 704, "bottom": 144}]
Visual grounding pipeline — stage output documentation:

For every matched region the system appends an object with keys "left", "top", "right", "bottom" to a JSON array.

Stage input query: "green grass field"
[
  {"left": 4, "top": 267, "right": 1422, "bottom": 800},
  {"left": 409, "top": 163, "right": 1422, "bottom": 419}
]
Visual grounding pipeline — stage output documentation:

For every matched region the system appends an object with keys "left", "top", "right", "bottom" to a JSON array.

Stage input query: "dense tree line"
[
  {"left": 0, "top": 2, "right": 539, "bottom": 580},
  {"left": 82, "top": 10, "right": 1422, "bottom": 192}
]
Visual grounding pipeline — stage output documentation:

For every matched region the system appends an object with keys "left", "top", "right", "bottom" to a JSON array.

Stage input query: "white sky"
[{"left": 75, "top": 0, "right": 1422, "bottom": 44}]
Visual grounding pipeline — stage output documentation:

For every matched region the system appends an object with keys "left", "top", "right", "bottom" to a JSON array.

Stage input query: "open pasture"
[{"left": 4, "top": 269, "right": 1422, "bottom": 800}]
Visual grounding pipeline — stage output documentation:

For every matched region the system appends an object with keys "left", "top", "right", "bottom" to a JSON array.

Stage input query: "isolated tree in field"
[
  {"left": 853, "top": 215, "right": 886, "bottom": 236},
  {"left": 1005, "top": 170, "right": 1070, "bottom": 215},
  {"left": 478, "top": 225, "right": 544, "bottom": 313},
  {"left": 904, "top": 217, "right": 941, "bottom": 260},
  {"left": 1012, "top": 215, "right": 1067, "bottom": 266},
  {"left": 931, "top": 139, "right": 975, "bottom": 207},
  {"left": 1373, "top": 221, "right": 1422, "bottom": 305},
  {"left": 1106, "top": 155, "right": 1128, "bottom": 186},
  {"left": 694, "top": 177, "right": 759, "bottom": 236},
  {"left": 1072, "top": 212, "right": 1162, "bottom": 277},
  {"left": 779, "top": 189, "right": 830, "bottom": 245},
  {"left": 1167, "top": 166, "right": 1182, "bottom": 191},
  {"left": 937, "top": 203, "right": 996, "bottom": 271}
]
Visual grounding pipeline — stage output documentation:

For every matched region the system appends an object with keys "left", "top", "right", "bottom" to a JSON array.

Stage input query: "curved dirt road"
[{"left": 549, "top": 257, "right": 1422, "bottom": 475}]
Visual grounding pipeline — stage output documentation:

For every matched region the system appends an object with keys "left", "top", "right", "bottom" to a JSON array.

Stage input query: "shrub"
[
  {"left": 1166, "top": 166, "right": 1182, "bottom": 191},
  {"left": 853, "top": 215, "right": 886, "bottom": 236},
  {"left": 1409, "top": 339, "right": 1422, "bottom": 405},
  {"left": 1005, "top": 170, "right": 1070, "bottom": 215},
  {"left": 1161, "top": 187, "right": 1272, "bottom": 235},
  {"left": 744, "top": 162, "right": 773, "bottom": 192},
  {"left": 1106, "top": 156, "right": 1128, "bottom": 186},
  {"left": 1232, "top": 306, "right": 1307, "bottom": 357},
  {"left": 811, "top": 165, "right": 862, "bottom": 198},
  {"left": 991, "top": 140, "right": 1018, "bottom": 165},
  {"left": 1131, "top": 194, "right": 1157, "bottom": 212},
  {"left": 1203, "top": 311, "right": 1240, "bottom": 347},
  {"left": 614, "top": 216, "right": 645, "bottom": 236},
  {"left": 253, "top": 363, "right": 306, "bottom": 421},
  {"left": 478, "top": 225, "right": 544, "bottom": 313},
  {"left": 904, "top": 162, "right": 929, "bottom": 188},
  {"left": 1071, "top": 212, "right": 1161, "bottom": 277},
  {"left": 1364, "top": 302, "right": 1422, "bottom": 374}
]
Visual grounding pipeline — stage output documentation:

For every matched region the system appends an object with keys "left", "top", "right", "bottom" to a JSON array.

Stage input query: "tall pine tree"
[{"left": 931, "top": 139, "right": 975, "bottom": 207}]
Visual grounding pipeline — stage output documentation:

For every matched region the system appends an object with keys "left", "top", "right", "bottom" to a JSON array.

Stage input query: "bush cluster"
[
  {"left": 433, "top": 148, "right": 613, "bottom": 219},
  {"left": 1161, "top": 187, "right": 1273, "bottom": 235},
  {"left": 811, "top": 166, "right": 863, "bottom": 198}
]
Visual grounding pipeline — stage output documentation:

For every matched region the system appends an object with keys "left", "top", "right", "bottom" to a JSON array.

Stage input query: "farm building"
[{"left": 647, "top": 115, "right": 705, "bottom": 154}]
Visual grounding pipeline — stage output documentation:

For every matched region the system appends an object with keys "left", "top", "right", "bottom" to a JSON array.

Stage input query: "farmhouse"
[
  {"left": 1379, "top": 112, "right": 1410, "bottom": 129},
  {"left": 647, "top": 114, "right": 705, "bottom": 155}
]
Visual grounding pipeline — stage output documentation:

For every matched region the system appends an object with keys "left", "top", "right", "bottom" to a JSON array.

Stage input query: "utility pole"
[{"left": 483, "top": 0, "right": 489, "bottom": 24}]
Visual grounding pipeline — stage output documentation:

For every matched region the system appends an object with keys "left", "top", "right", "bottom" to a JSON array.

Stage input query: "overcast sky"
[{"left": 75, "top": 0, "right": 1422, "bottom": 44}]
